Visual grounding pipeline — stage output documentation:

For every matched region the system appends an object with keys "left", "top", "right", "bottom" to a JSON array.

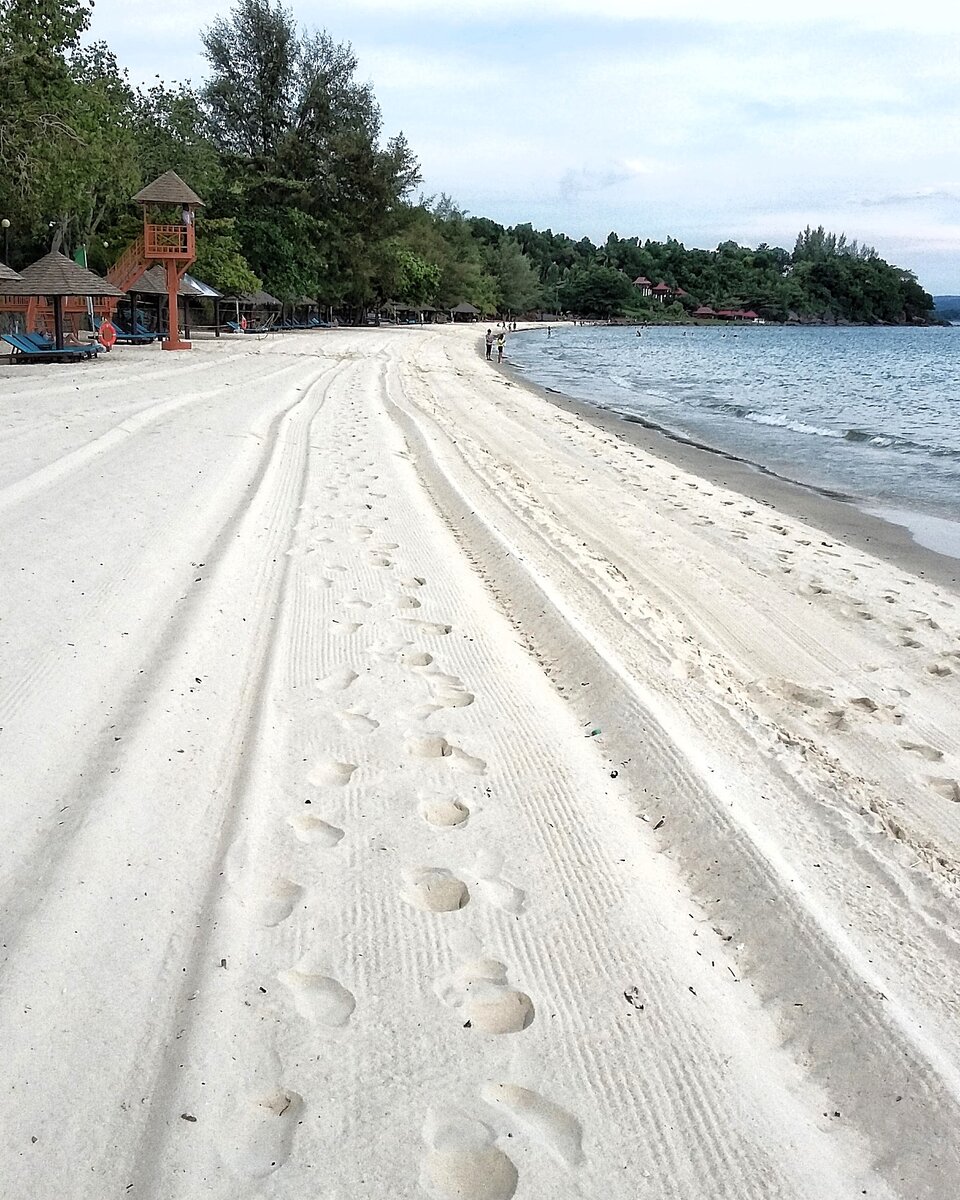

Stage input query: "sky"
[{"left": 87, "top": 0, "right": 960, "bottom": 293}]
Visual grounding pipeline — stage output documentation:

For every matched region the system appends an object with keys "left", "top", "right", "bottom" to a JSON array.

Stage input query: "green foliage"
[
  {"left": 235, "top": 205, "right": 325, "bottom": 300},
  {"left": 191, "top": 216, "right": 261, "bottom": 295},
  {"left": 558, "top": 265, "right": 633, "bottom": 317},
  {"left": 0, "top": 0, "right": 136, "bottom": 256},
  {"left": 200, "top": 0, "right": 420, "bottom": 313},
  {"left": 487, "top": 238, "right": 541, "bottom": 314}
]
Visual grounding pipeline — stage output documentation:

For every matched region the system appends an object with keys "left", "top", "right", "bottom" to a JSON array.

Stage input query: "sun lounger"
[
  {"left": 94, "top": 318, "right": 156, "bottom": 345},
  {"left": 2, "top": 332, "right": 101, "bottom": 363}
]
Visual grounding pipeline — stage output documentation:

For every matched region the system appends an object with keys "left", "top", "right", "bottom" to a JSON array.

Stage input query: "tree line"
[{"left": 0, "top": 0, "right": 935, "bottom": 324}]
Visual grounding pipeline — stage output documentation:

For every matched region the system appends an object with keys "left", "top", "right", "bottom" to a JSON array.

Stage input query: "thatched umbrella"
[
  {"left": 15, "top": 251, "right": 126, "bottom": 348},
  {"left": 0, "top": 261, "right": 24, "bottom": 290}
]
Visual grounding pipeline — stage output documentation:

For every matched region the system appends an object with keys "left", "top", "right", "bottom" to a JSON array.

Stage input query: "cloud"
[
  {"left": 358, "top": 48, "right": 505, "bottom": 91},
  {"left": 858, "top": 187, "right": 960, "bottom": 208},
  {"left": 557, "top": 158, "right": 664, "bottom": 198},
  {"left": 339, "top": 0, "right": 960, "bottom": 33}
]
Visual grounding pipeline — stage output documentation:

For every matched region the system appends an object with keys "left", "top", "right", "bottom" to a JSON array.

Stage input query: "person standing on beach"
[
  {"left": 485, "top": 328, "right": 494, "bottom": 360},
  {"left": 497, "top": 332, "right": 505, "bottom": 363}
]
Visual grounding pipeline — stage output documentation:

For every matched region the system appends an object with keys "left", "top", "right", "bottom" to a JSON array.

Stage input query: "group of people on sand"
[{"left": 484, "top": 327, "right": 506, "bottom": 363}]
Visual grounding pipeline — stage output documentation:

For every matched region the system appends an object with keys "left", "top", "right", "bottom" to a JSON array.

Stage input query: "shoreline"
[{"left": 496, "top": 331, "right": 960, "bottom": 592}]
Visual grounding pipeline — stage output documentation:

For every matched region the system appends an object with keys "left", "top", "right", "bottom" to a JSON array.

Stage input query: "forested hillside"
[{"left": 0, "top": 0, "right": 935, "bottom": 324}]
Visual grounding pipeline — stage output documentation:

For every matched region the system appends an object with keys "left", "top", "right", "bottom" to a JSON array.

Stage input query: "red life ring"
[{"left": 98, "top": 320, "right": 117, "bottom": 350}]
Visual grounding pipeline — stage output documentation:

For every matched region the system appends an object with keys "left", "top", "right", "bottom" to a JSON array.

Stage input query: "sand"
[{"left": 1, "top": 324, "right": 958, "bottom": 1199}]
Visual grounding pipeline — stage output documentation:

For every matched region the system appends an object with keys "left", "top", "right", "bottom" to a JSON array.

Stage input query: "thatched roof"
[
  {"left": 127, "top": 266, "right": 220, "bottom": 298},
  {"left": 133, "top": 170, "right": 205, "bottom": 207},
  {"left": 451, "top": 301, "right": 480, "bottom": 314},
  {"left": 128, "top": 265, "right": 176, "bottom": 296},
  {"left": 15, "top": 251, "right": 126, "bottom": 298},
  {"left": 0, "top": 261, "right": 24, "bottom": 286},
  {"left": 241, "top": 289, "right": 282, "bottom": 307}
]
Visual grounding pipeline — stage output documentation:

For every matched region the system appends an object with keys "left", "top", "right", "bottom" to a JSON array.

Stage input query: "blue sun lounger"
[{"left": 2, "top": 332, "right": 101, "bottom": 363}]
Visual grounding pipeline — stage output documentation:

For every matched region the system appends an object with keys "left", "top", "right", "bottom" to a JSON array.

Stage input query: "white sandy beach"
[{"left": 1, "top": 323, "right": 959, "bottom": 1199}]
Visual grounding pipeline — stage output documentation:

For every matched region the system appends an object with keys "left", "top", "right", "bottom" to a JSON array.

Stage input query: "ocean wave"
[{"left": 742, "top": 410, "right": 842, "bottom": 438}]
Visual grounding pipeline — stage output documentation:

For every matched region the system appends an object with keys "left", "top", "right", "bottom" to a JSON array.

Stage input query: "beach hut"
[
  {"left": 242, "top": 290, "right": 282, "bottom": 328},
  {"left": 125, "top": 265, "right": 221, "bottom": 337},
  {"left": 450, "top": 301, "right": 480, "bottom": 323},
  {"left": 9, "top": 251, "right": 125, "bottom": 349},
  {"left": 0, "top": 263, "right": 25, "bottom": 332}
]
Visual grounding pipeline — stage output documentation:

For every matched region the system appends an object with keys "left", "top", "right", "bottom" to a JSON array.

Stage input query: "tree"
[
  {"left": 559, "top": 265, "right": 633, "bottom": 317},
  {"left": 0, "top": 0, "right": 128, "bottom": 256},
  {"left": 487, "top": 238, "right": 540, "bottom": 314},
  {"left": 200, "top": 0, "right": 420, "bottom": 315}
]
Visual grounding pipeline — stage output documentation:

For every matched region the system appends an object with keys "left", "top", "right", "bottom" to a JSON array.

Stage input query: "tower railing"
[{"left": 144, "top": 223, "right": 195, "bottom": 260}]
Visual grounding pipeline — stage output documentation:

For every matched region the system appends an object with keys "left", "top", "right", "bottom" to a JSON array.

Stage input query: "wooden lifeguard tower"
[{"left": 108, "top": 170, "right": 204, "bottom": 351}]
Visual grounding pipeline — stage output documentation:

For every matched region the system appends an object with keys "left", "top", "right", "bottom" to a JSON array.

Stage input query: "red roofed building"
[
  {"left": 693, "top": 305, "right": 717, "bottom": 318},
  {"left": 633, "top": 276, "right": 653, "bottom": 296}
]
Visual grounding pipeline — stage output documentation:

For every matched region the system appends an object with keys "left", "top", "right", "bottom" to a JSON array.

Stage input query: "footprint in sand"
[
  {"left": 436, "top": 947, "right": 535, "bottom": 1034},
  {"left": 420, "top": 1112, "right": 518, "bottom": 1200},
  {"left": 402, "top": 866, "right": 470, "bottom": 912},
  {"left": 287, "top": 814, "right": 345, "bottom": 846},
  {"left": 420, "top": 797, "right": 470, "bottom": 828},
  {"left": 247, "top": 877, "right": 304, "bottom": 928},
  {"left": 926, "top": 662, "right": 953, "bottom": 677},
  {"left": 473, "top": 849, "right": 526, "bottom": 915},
  {"left": 335, "top": 709, "right": 379, "bottom": 734},
  {"left": 899, "top": 741, "right": 944, "bottom": 762},
  {"left": 481, "top": 1083, "right": 582, "bottom": 1168},
  {"left": 406, "top": 735, "right": 486, "bottom": 774},
  {"left": 317, "top": 666, "right": 359, "bottom": 692},
  {"left": 330, "top": 619, "right": 362, "bottom": 636},
  {"left": 399, "top": 617, "right": 453, "bottom": 637},
  {"left": 399, "top": 649, "right": 433, "bottom": 668},
  {"left": 396, "top": 594, "right": 422, "bottom": 610},
  {"left": 220, "top": 1086, "right": 303, "bottom": 1179},
  {"left": 928, "top": 777, "right": 960, "bottom": 803},
  {"left": 278, "top": 965, "right": 355, "bottom": 1026},
  {"left": 424, "top": 673, "right": 475, "bottom": 711},
  {"left": 308, "top": 758, "right": 357, "bottom": 786}
]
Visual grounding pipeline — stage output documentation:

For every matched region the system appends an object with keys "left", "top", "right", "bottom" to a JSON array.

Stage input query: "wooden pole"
[
  {"left": 52, "top": 294, "right": 65, "bottom": 349},
  {"left": 162, "top": 261, "right": 189, "bottom": 350}
]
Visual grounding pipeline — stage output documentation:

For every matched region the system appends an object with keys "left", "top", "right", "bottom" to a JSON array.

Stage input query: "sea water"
[{"left": 509, "top": 325, "right": 960, "bottom": 548}]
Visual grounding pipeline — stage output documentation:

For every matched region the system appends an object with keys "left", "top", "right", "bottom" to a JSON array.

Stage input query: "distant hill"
[{"left": 933, "top": 296, "right": 960, "bottom": 321}]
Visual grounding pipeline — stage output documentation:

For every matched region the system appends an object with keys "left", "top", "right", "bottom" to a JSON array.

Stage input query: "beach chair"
[
  {"left": 94, "top": 318, "right": 155, "bottom": 345},
  {"left": 2, "top": 332, "right": 100, "bottom": 363}
]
